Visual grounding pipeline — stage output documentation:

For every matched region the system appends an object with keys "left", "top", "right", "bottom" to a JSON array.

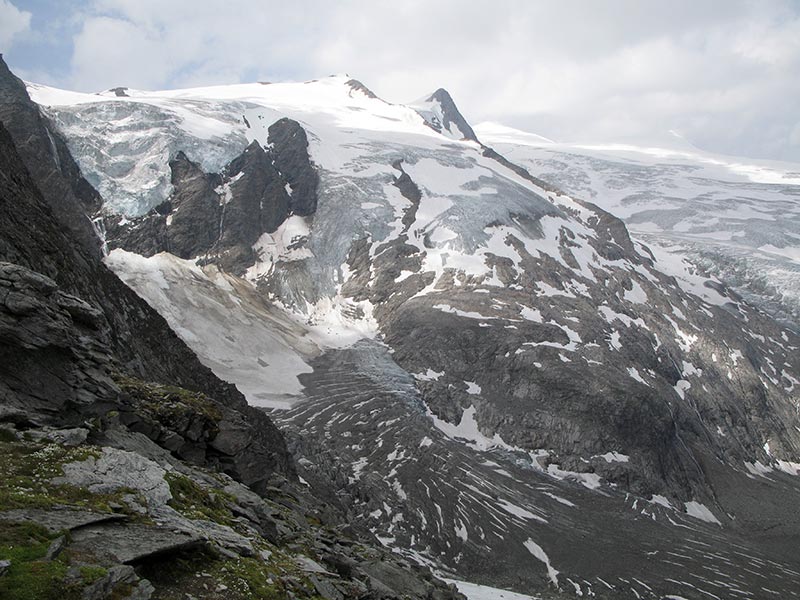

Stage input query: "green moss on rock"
[
  {"left": 115, "top": 375, "right": 223, "bottom": 423},
  {"left": 0, "top": 522, "right": 80, "bottom": 600},
  {"left": 165, "top": 472, "right": 235, "bottom": 525},
  {"left": 0, "top": 440, "right": 126, "bottom": 512}
]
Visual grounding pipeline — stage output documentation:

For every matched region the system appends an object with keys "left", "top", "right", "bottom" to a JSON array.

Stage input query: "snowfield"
[{"left": 474, "top": 121, "right": 800, "bottom": 327}]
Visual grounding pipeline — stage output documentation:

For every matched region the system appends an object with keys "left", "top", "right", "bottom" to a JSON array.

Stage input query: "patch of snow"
[
  {"left": 415, "top": 369, "right": 444, "bottom": 382},
  {"left": 623, "top": 280, "right": 648, "bottom": 304},
  {"left": 444, "top": 579, "right": 542, "bottom": 600},
  {"left": 434, "top": 303, "right": 496, "bottom": 320},
  {"left": 608, "top": 331, "right": 622, "bottom": 351},
  {"left": 683, "top": 501, "right": 721, "bottom": 525},
  {"left": 546, "top": 464, "right": 603, "bottom": 490},
  {"left": 523, "top": 539, "right": 559, "bottom": 586},
  {"left": 427, "top": 405, "right": 509, "bottom": 452},
  {"left": 776, "top": 460, "right": 800, "bottom": 476},
  {"left": 520, "top": 306, "right": 544, "bottom": 322},
  {"left": 496, "top": 499, "right": 547, "bottom": 523},
  {"left": 454, "top": 520, "right": 468, "bottom": 542},
  {"left": 744, "top": 461, "right": 774, "bottom": 478},
  {"left": 627, "top": 367, "right": 649, "bottom": 386},
  {"left": 649, "top": 495, "right": 673, "bottom": 509},
  {"left": 465, "top": 381, "right": 482, "bottom": 395},
  {"left": 105, "top": 249, "right": 314, "bottom": 408},
  {"left": 245, "top": 215, "right": 313, "bottom": 280},
  {"left": 597, "top": 452, "right": 630, "bottom": 463}
]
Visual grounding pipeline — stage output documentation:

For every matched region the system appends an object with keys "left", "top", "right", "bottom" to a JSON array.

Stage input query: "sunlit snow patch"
[
  {"left": 444, "top": 579, "right": 542, "bottom": 600},
  {"left": 523, "top": 538, "right": 559, "bottom": 586},
  {"left": 426, "top": 405, "right": 509, "bottom": 451},
  {"left": 683, "top": 501, "right": 721, "bottom": 525}
]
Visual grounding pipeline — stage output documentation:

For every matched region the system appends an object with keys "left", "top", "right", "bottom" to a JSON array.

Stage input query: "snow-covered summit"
[
  {"left": 27, "top": 76, "right": 475, "bottom": 216},
  {"left": 409, "top": 87, "right": 478, "bottom": 142}
]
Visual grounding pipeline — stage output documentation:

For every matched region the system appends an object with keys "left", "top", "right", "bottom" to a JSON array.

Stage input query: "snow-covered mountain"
[
  {"left": 474, "top": 122, "right": 800, "bottom": 328},
  {"left": 25, "top": 74, "right": 800, "bottom": 599}
]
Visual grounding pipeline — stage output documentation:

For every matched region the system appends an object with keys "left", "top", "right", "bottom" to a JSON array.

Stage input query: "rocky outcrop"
[
  {"left": 0, "top": 54, "right": 102, "bottom": 257},
  {"left": 163, "top": 152, "right": 221, "bottom": 259},
  {"left": 268, "top": 117, "right": 319, "bottom": 216},
  {"left": 346, "top": 79, "right": 380, "bottom": 100},
  {"left": 0, "top": 417, "right": 465, "bottom": 600},
  {"left": 216, "top": 140, "right": 291, "bottom": 273},
  {"left": 415, "top": 88, "right": 479, "bottom": 142},
  {"left": 0, "top": 262, "right": 116, "bottom": 424},
  {"left": 104, "top": 119, "right": 317, "bottom": 276}
]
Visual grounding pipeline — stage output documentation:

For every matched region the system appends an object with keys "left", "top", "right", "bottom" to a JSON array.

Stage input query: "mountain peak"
[
  {"left": 345, "top": 78, "right": 379, "bottom": 100},
  {"left": 411, "top": 87, "right": 478, "bottom": 142},
  {"left": 426, "top": 87, "right": 454, "bottom": 103}
]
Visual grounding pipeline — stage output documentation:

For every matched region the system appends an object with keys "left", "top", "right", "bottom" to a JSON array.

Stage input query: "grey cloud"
[
  {"left": 0, "top": 0, "right": 31, "bottom": 48},
  {"left": 23, "top": 0, "right": 800, "bottom": 161}
]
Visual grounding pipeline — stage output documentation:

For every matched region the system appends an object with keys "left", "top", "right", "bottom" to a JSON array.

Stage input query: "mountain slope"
[
  {"left": 474, "top": 122, "right": 800, "bottom": 329},
  {"left": 24, "top": 71, "right": 800, "bottom": 598},
  {"left": 0, "top": 58, "right": 466, "bottom": 600}
]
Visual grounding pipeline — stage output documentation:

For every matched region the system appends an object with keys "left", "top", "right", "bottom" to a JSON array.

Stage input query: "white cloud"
[
  {"left": 0, "top": 0, "right": 31, "bottom": 48},
  {"left": 54, "top": 0, "right": 800, "bottom": 161}
]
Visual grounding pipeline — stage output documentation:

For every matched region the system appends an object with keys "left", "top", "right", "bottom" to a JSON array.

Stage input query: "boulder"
[{"left": 70, "top": 522, "right": 204, "bottom": 564}]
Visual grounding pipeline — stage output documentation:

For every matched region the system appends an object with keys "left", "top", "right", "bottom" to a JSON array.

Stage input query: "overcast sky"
[{"left": 3, "top": 0, "right": 800, "bottom": 162}]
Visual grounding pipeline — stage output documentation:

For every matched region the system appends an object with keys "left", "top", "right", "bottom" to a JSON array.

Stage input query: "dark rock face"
[
  {"left": 0, "top": 262, "right": 115, "bottom": 423},
  {"left": 391, "top": 159, "right": 422, "bottom": 204},
  {"left": 216, "top": 140, "right": 291, "bottom": 273},
  {"left": 423, "top": 88, "right": 479, "bottom": 142},
  {"left": 0, "top": 54, "right": 102, "bottom": 257},
  {"left": 165, "top": 152, "right": 221, "bottom": 259},
  {"left": 108, "top": 87, "right": 130, "bottom": 97},
  {"left": 105, "top": 211, "right": 169, "bottom": 258},
  {"left": 105, "top": 153, "right": 223, "bottom": 261},
  {"left": 105, "top": 119, "right": 316, "bottom": 276},
  {"left": 268, "top": 117, "right": 319, "bottom": 216}
]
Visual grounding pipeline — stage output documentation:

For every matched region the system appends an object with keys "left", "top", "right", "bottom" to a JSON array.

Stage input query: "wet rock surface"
[
  {"left": 162, "top": 152, "right": 222, "bottom": 259},
  {"left": 268, "top": 117, "right": 319, "bottom": 216}
]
